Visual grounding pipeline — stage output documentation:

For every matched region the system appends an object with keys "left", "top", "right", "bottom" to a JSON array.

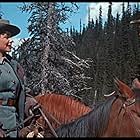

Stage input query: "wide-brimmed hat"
[
  {"left": 0, "top": 19, "right": 20, "bottom": 37},
  {"left": 130, "top": 19, "right": 140, "bottom": 25}
]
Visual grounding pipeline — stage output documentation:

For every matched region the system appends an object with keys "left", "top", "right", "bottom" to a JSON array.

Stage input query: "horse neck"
[
  {"left": 35, "top": 94, "right": 91, "bottom": 125},
  {"left": 120, "top": 99, "right": 140, "bottom": 136},
  {"left": 103, "top": 96, "right": 140, "bottom": 137}
]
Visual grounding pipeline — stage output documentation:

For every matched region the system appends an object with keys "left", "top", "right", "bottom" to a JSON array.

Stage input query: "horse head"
[{"left": 104, "top": 78, "right": 140, "bottom": 137}]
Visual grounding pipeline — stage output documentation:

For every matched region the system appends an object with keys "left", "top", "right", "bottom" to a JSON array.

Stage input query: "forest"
[{"left": 10, "top": 2, "right": 140, "bottom": 106}]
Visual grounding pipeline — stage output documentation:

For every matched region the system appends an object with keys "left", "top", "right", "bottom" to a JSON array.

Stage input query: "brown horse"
[
  {"left": 20, "top": 93, "right": 92, "bottom": 137},
  {"left": 47, "top": 78, "right": 140, "bottom": 137},
  {"left": 35, "top": 93, "right": 91, "bottom": 127}
]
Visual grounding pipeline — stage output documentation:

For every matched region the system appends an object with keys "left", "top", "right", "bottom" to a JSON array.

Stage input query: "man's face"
[{"left": 0, "top": 31, "right": 13, "bottom": 53}]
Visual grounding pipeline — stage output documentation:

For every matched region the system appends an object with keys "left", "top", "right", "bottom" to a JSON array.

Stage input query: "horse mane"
[
  {"left": 51, "top": 95, "right": 116, "bottom": 137},
  {"left": 35, "top": 92, "right": 91, "bottom": 126}
]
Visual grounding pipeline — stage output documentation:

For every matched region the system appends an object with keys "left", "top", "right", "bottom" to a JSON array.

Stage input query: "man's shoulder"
[
  {"left": 5, "top": 54, "right": 25, "bottom": 80},
  {"left": 6, "top": 54, "right": 19, "bottom": 65}
]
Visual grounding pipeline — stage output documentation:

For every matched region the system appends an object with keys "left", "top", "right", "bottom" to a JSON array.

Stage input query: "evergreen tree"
[{"left": 17, "top": 2, "right": 92, "bottom": 103}]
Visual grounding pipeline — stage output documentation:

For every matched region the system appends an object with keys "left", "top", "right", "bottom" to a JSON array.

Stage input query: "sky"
[{"left": 0, "top": 2, "right": 139, "bottom": 46}]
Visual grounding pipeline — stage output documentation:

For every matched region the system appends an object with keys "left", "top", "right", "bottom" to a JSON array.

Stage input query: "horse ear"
[{"left": 114, "top": 78, "right": 134, "bottom": 98}]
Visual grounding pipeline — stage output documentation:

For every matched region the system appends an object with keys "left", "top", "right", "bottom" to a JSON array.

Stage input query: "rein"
[
  {"left": 6, "top": 94, "right": 59, "bottom": 137},
  {"left": 26, "top": 94, "right": 59, "bottom": 137},
  {"left": 35, "top": 108, "right": 61, "bottom": 131},
  {"left": 38, "top": 108, "right": 58, "bottom": 137}
]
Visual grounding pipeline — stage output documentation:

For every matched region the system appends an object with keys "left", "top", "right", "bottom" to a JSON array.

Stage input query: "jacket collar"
[
  {"left": 0, "top": 54, "right": 12, "bottom": 64},
  {"left": 5, "top": 54, "right": 12, "bottom": 61}
]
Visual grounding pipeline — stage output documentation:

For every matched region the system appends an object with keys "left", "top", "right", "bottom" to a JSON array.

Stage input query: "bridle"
[
  {"left": 122, "top": 97, "right": 136, "bottom": 108},
  {"left": 116, "top": 94, "right": 140, "bottom": 136}
]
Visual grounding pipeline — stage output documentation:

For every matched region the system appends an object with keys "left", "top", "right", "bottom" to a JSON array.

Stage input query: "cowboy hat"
[
  {"left": 130, "top": 19, "right": 140, "bottom": 24},
  {"left": 0, "top": 19, "right": 20, "bottom": 37}
]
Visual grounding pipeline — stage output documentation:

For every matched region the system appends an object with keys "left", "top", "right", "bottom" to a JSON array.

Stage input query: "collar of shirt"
[{"left": 0, "top": 57, "right": 10, "bottom": 65}]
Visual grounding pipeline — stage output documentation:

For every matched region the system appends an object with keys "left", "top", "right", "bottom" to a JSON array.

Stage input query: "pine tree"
[{"left": 18, "top": 2, "right": 92, "bottom": 103}]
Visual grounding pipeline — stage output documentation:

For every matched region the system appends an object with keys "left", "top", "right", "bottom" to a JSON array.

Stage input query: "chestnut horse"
[
  {"left": 19, "top": 93, "right": 92, "bottom": 137},
  {"left": 46, "top": 78, "right": 140, "bottom": 137},
  {"left": 35, "top": 93, "right": 91, "bottom": 128}
]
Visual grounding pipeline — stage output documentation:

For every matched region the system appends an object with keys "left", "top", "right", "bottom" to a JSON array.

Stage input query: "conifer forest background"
[{"left": 11, "top": 2, "right": 140, "bottom": 106}]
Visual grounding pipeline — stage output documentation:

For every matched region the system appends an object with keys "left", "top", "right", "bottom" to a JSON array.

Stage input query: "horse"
[
  {"left": 46, "top": 78, "right": 140, "bottom": 137},
  {"left": 19, "top": 92, "right": 92, "bottom": 137}
]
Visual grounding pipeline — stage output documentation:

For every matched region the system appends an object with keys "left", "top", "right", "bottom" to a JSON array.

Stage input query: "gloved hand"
[{"left": 25, "top": 96, "right": 39, "bottom": 117}]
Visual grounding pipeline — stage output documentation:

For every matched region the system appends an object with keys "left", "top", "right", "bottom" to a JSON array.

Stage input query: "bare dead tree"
[{"left": 17, "top": 2, "right": 92, "bottom": 101}]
